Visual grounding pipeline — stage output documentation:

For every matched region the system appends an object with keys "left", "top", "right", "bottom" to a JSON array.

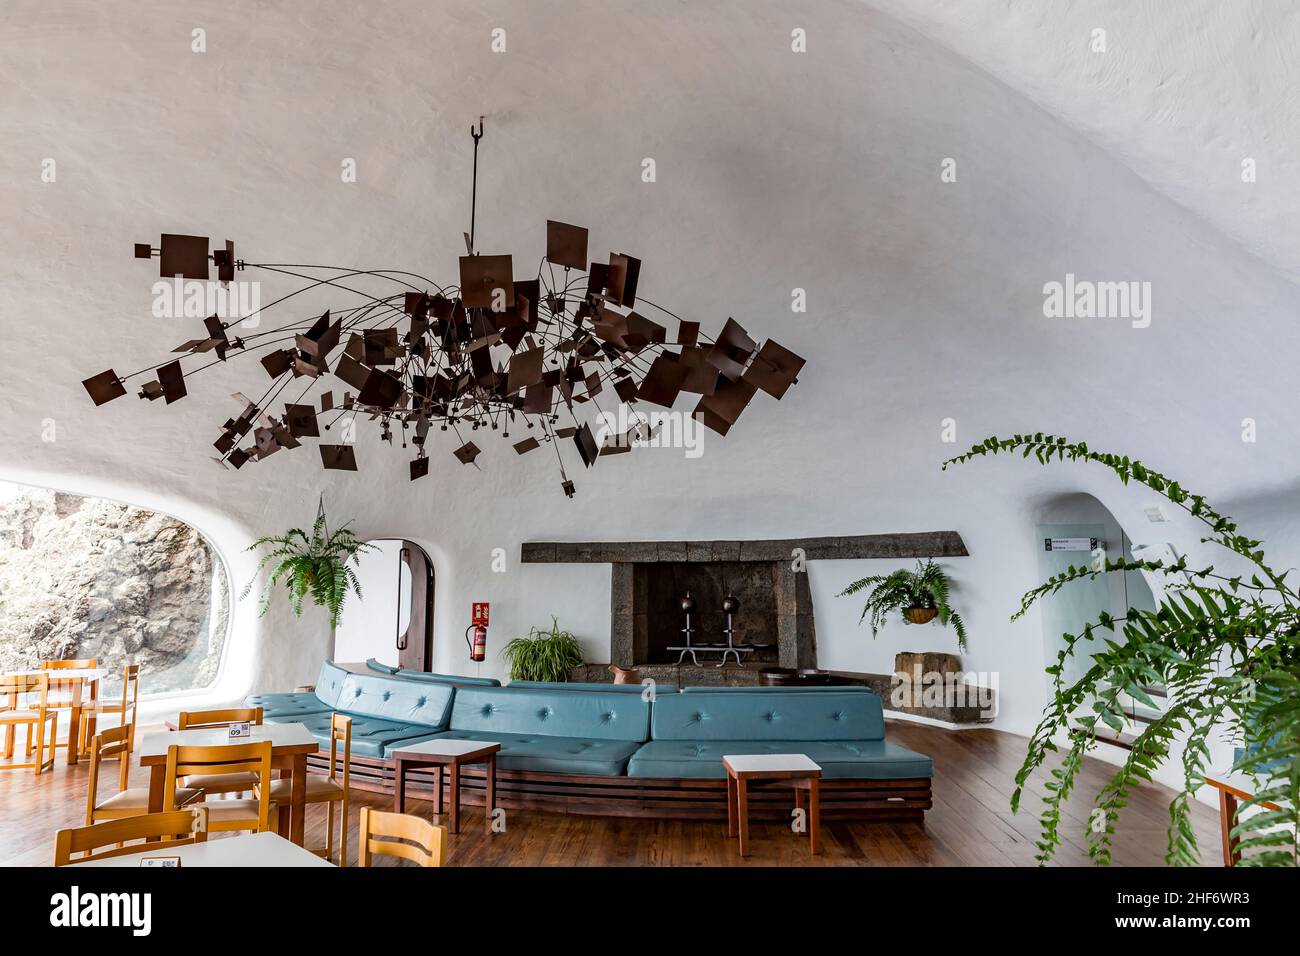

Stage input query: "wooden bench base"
[{"left": 308, "top": 751, "right": 931, "bottom": 821}]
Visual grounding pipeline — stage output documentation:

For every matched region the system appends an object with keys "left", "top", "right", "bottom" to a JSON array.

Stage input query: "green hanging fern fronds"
[
  {"left": 946, "top": 433, "right": 1300, "bottom": 867},
  {"left": 838, "top": 558, "right": 969, "bottom": 651},
  {"left": 242, "top": 497, "right": 375, "bottom": 630}
]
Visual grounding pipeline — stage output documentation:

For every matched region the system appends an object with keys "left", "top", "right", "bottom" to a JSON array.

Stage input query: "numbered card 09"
[
  {"left": 140, "top": 856, "right": 182, "bottom": 868},
  {"left": 227, "top": 722, "right": 252, "bottom": 738}
]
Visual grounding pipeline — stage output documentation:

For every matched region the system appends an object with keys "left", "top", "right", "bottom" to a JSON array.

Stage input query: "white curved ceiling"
[
  {"left": 865, "top": 0, "right": 1300, "bottom": 285},
  {"left": 1, "top": 0, "right": 1297, "bottom": 730}
]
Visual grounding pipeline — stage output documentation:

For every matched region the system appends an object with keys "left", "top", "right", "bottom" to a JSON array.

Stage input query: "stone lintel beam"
[{"left": 521, "top": 531, "right": 968, "bottom": 564}]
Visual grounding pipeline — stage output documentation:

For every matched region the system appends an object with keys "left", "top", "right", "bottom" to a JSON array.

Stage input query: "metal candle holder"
[{"left": 673, "top": 591, "right": 701, "bottom": 666}]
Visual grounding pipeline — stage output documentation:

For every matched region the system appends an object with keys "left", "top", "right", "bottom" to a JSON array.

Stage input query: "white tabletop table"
[
  {"left": 4, "top": 667, "right": 107, "bottom": 681},
  {"left": 139, "top": 722, "right": 320, "bottom": 845},
  {"left": 722, "top": 753, "right": 823, "bottom": 857},
  {"left": 388, "top": 737, "right": 502, "bottom": 833},
  {"left": 69, "top": 831, "right": 334, "bottom": 868},
  {"left": 2, "top": 667, "right": 108, "bottom": 765}
]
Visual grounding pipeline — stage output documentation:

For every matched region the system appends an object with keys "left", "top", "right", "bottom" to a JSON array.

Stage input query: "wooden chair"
[
  {"left": 82, "top": 663, "right": 140, "bottom": 756},
  {"left": 85, "top": 724, "right": 202, "bottom": 824},
  {"left": 176, "top": 706, "right": 264, "bottom": 795},
  {"left": 40, "top": 658, "right": 97, "bottom": 757},
  {"left": 358, "top": 807, "right": 446, "bottom": 867},
  {"left": 257, "top": 713, "right": 351, "bottom": 863},
  {"left": 0, "top": 673, "right": 58, "bottom": 775},
  {"left": 55, "top": 807, "right": 209, "bottom": 865},
  {"left": 164, "top": 741, "right": 275, "bottom": 834}
]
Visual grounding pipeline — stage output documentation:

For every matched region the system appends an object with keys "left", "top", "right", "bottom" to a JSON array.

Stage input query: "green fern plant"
[
  {"left": 502, "top": 618, "right": 586, "bottom": 682},
  {"left": 946, "top": 433, "right": 1299, "bottom": 867},
  {"left": 838, "top": 559, "right": 969, "bottom": 651},
  {"left": 241, "top": 498, "right": 376, "bottom": 630}
]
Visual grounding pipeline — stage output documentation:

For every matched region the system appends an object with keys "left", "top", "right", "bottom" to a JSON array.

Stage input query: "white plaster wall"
[
  {"left": 332, "top": 538, "right": 406, "bottom": 667},
  {"left": 2, "top": 0, "right": 1298, "bottom": 764},
  {"left": 863, "top": 0, "right": 1300, "bottom": 285}
]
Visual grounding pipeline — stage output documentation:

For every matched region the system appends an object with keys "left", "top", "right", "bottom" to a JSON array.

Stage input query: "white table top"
[
  {"left": 140, "top": 722, "right": 316, "bottom": 759},
  {"left": 3, "top": 668, "right": 107, "bottom": 681},
  {"left": 390, "top": 737, "right": 500, "bottom": 758},
  {"left": 69, "top": 831, "right": 333, "bottom": 868},
  {"left": 723, "top": 753, "right": 822, "bottom": 774}
]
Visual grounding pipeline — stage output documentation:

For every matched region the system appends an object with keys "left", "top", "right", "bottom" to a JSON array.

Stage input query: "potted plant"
[
  {"left": 502, "top": 618, "right": 586, "bottom": 682},
  {"left": 838, "top": 559, "right": 969, "bottom": 651},
  {"left": 946, "top": 432, "right": 1300, "bottom": 866},
  {"left": 242, "top": 498, "right": 375, "bottom": 630}
]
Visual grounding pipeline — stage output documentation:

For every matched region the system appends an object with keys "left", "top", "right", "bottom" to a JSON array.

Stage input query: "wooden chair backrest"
[
  {"left": 113, "top": 664, "right": 141, "bottom": 718},
  {"left": 359, "top": 807, "right": 445, "bottom": 867},
  {"left": 42, "top": 658, "right": 98, "bottom": 670},
  {"left": 176, "top": 706, "right": 263, "bottom": 730},
  {"left": 329, "top": 713, "right": 352, "bottom": 788},
  {"left": 85, "top": 725, "right": 132, "bottom": 819},
  {"left": 55, "top": 807, "right": 208, "bottom": 865},
  {"left": 163, "top": 741, "right": 273, "bottom": 831},
  {"left": 0, "top": 672, "right": 49, "bottom": 707}
]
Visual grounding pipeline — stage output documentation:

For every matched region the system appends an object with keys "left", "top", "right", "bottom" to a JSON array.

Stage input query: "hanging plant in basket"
[
  {"left": 241, "top": 497, "right": 376, "bottom": 630},
  {"left": 839, "top": 559, "right": 968, "bottom": 650}
]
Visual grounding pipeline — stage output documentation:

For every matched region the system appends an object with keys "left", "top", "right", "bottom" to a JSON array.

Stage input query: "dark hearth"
[{"left": 643, "top": 562, "right": 778, "bottom": 665}]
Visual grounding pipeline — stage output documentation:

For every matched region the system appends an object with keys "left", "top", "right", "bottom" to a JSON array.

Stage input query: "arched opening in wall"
[
  {"left": 0, "top": 479, "right": 231, "bottom": 695},
  {"left": 332, "top": 540, "right": 434, "bottom": 671},
  {"left": 1035, "top": 492, "right": 1159, "bottom": 742}
]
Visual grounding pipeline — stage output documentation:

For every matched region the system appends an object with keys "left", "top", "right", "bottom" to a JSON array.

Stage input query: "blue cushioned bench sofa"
[{"left": 248, "top": 661, "right": 932, "bottom": 820}]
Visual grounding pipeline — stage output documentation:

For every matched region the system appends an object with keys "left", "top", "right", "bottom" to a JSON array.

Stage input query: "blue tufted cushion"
[
  {"left": 626, "top": 739, "right": 932, "bottom": 779},
  {"left": 449, "top": 687, "right": 651, "bottom": 742},
  {"left": 398, "top": 669, "right": 500, "bottom": 686},
  {"left": 651, "top": 691, "right": 885, "bottom": 741},
  {"left": 245, "top": 691, "right": 332, "bottom": 721},
  {"left": 296, "top": 712, "right": 437, "bottom": 757},
  {"left": 335, "top": 673, "right": 454, "bottom": 728},
  {"left": 313, "top": 661, "right": 349, "bottom": 709},
  {"left": 679, "top": 685, "right": 872, "bottom": 693},
  {"left": 507, "top": 680, "right": 677, "bottom": 694},
  {"left": 417, "top": 730, "right": 640, "bottom": 776}
]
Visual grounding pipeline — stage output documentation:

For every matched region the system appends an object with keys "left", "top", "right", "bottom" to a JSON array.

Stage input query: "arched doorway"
[
  {"left": 332, "top": 539, "right": 435, "bottom": 670},
  {"left": 1034, "top": 493, "right": 1159, "bottom": 741}
]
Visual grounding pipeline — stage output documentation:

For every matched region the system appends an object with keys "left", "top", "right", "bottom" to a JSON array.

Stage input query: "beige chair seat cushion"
[
  {"left": 261, "top": 776, "right": 344, "bottom": 802},
  {"left": 0, "top": 710, "right": 48, "bottom": 723},
  {"left": 84, "top": 697, "right": 129, "bottom": 713},
  {"left": 180, "top": 772, "right": 259, "bottom": 791},
  {"left": 95, "top": 786, "right": 201, "bottom": 813},
  {"left": 192, "top": 799, "right": 274, "bottom": 823}
]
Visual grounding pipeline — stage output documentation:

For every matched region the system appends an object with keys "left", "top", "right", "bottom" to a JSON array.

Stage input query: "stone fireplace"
[{"left": 521, "top": 532, "right": 968, "bottom": 688}]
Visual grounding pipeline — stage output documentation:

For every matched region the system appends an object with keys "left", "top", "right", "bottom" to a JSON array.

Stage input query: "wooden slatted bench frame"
[{"left": 307, "top": 750, "right": 930, "bottom": 821}]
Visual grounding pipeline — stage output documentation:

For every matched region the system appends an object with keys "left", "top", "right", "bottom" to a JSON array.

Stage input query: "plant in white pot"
[{"left": 838, "top": 559, "right": 969, "bottom": 651}]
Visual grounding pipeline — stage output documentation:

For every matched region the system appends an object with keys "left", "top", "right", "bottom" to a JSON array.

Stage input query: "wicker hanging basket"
[{"left": 903, "top": 607, "right": 938, "bottom": 625}]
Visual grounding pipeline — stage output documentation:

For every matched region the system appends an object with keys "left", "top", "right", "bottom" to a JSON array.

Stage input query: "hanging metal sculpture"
[{"left": 82, "top": 121, "right": 805, "bottom": 496}]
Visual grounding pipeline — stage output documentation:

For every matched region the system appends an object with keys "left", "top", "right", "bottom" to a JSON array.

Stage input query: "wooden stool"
[{"left": 723, "top": 754, "right": 822, "bottom": 857}]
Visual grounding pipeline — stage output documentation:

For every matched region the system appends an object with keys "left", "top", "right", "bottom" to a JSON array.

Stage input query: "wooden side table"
[
  {"left": 1203, "top": 769, "right": 1282, "bottom": 866},
  {"left": 723, "top": 753, "right": 823, "bottom": 857},
  {"left": 390, "top": 738, "right": 501, "bottom": 834}
]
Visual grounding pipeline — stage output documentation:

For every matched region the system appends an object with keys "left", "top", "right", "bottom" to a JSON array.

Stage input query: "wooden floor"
[{"left": 0, "top": 721, "right": 1221, "bottom": 866}]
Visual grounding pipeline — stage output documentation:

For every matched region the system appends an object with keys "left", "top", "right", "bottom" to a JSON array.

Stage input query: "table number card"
[
  {"left": 228, "top": 721, "right": 252, "bottom": 738},
  {"left": 140, "top": 856, "right": 181, "bottom": 867}
]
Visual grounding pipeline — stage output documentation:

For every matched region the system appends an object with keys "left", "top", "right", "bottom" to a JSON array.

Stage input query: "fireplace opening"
[{"left": 638, "top": 561, "right": 781, "bottom": 666}]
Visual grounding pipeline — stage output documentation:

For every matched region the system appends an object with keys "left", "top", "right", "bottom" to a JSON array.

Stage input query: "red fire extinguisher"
[{"left": 465, "top": 602, "right": 489, "bottom": 663}]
